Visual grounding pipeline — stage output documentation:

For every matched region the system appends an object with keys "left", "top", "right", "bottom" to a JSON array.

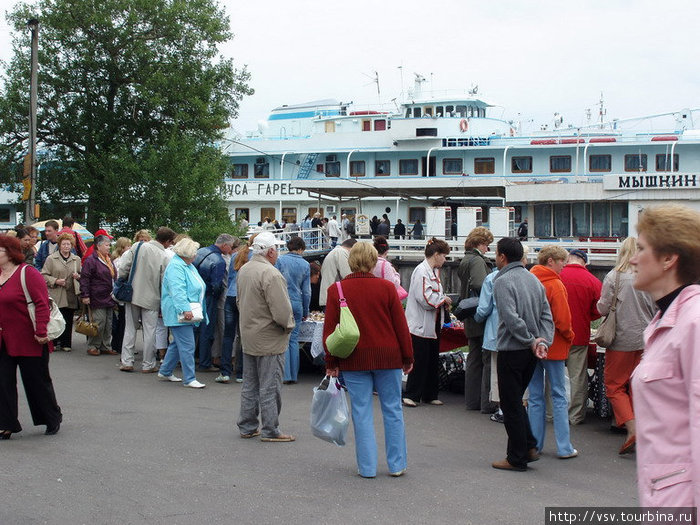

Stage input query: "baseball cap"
[
  {"left": 569, "top": 249, "right": 588, "bottom": 263},
  {"left": 94, "top": 228, "right": 114, "bottom": 240},
  {"left": 251, "top": 231, "right": 283, "bottom": 250}
]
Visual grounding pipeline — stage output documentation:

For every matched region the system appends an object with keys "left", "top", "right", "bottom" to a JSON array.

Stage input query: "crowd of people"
[{"left": 0, "top": 205, "right": 699, "bottom": 507}]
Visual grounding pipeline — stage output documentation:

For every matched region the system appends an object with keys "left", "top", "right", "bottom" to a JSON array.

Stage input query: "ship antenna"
[
  {"left": 397, "top": 65, "right": 404, "bottom": 101},
  {"left": 598, "top": 92, "right": 606, "bottom": 129}
]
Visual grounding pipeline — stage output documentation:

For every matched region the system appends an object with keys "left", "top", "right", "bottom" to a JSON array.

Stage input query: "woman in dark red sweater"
[
  {"left": 0, "top": 235, "right": 62, "bottom": 439},
  {"left": 324, "top": 242, "right": 413, "bottom": 478}
]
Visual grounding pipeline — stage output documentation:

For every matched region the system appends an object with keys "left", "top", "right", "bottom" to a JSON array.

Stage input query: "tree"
[{"left": 0, "top": 0, "right": 253, "bottom": 234}]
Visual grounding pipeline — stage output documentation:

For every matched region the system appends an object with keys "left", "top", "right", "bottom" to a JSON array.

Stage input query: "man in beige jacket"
[
  {"left": 118, "top": 227, "right": 177, "bottom": 373},
  {"left": 236, "top": 231, "right": 296, "bottom": 442}
]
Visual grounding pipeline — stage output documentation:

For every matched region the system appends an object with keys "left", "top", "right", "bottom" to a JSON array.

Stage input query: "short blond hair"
[
  {"left": 57, "top": 233, "right": 75, "bottom": 247},
  {"left": 465, "top": 226, "right": 494, "bottom": 250},
  {"left": 636, "top": 204, "right": 700, "bottom": 284},
  {"left": 348, "top": 241, "right": 378, "bottom": 273},
  {"left": 172, "top": 237, "right": 200, "bottom": 259},
  {"left": 133, "top": 229, "right": 152, "bottom": 242},
  {"left": 537, "top": 245, "right": 569, "bottom": 266}
]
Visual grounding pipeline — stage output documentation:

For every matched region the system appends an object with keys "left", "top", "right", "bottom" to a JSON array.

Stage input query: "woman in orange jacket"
[{"left": 528, "top": 246, "right": 577, "bottom": 458}]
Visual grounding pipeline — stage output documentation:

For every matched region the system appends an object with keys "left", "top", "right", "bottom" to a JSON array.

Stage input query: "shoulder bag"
[
  {"left": 454, "top": 276, "right": 479, "bottom": 321},
  {"left": 75, "top": 304, "right": 99, "bottom": 337},
  {"left": 325, "top": 281, "right": 360, "bottom": 359},
  {"left": 594, "top": 271, "right": 620, "bottom": 348},
  {"left": 20, "top": 265, "right": 66, "bottom": 341},
  {"left": 113, "top": 241, "right": 143, "bottom": 303}
]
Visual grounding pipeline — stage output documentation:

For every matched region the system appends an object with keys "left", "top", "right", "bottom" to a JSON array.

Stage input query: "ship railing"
[{"left": 253, "top": 227, "right": 333, "bottom": 254}]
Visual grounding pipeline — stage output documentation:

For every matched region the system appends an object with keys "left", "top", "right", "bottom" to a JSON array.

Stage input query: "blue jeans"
[
  {"left": 160, "top": 325, "right": 197, "bottom": 384},
  {"left": 527, "top": 359, "right": 575, "bottom": 456},
  {"left": 343, "top": 369, "right": 407, "bottom": 477},
  {"left": 220, "top": 296, "right": 239, "bottom": 377},
  {"left": 196, "top": 292, "right": 219, "bottom": 369},
  {"left": 283, "top": 305, "right": 302, "bottom": 382}
]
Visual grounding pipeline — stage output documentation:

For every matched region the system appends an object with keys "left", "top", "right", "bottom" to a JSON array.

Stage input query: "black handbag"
[
  {"left": 454, "top": 276, "right": 479, "bottom": 320},
  {"left": 113, "top": 241, "right": 143, "bottom": 302}
]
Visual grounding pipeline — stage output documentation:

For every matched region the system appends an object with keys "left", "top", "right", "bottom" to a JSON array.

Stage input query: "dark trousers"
[
  {"left": 56, "top": 307, "right": 75, "bottom": 348},
  {"left": 220, "top": 296, "right": 239, "bottom": 377},
  {"left": 0, "top": 344, "right": 62, "bottom": 433},
  {"left": 404, "top": 334, "right": 440, "bottom": 403},
  {"left": 195, "top": 292, "right": 219, "bottom": 369},
  {"left": 464, "top": 335, "right": 496, "bottom": 412},
  {"left": 112, "top": 304, "right": 126, "bottom": 353},
  {"left": 497, "top": 348, "right": 538, "bottom": 469}
]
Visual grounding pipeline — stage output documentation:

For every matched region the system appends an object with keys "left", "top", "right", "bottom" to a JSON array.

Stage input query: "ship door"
[{"left": 421, "top": 156, "right": 436, "bottom": 177}]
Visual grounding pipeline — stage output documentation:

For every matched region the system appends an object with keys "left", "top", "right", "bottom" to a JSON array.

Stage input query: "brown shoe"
[
  {"left": 492, "top": 459, "right": 527, "bottom": 472},
  {"left": 260, "top": 434, "right": 296, "bottom": 442},
  {"left": 101, "top": 349, "right": 118, "bottom": 355},
  {"left": 240, "top": 430, "right": 261, "bottom": 439},
  {"left": 141, "top": 367, "right": 159, "bottom": 374},
  {"left": 528, "top": 448, "right": 541, "bottom": 462},
  {"left": 119, "top": 365, "right": 134, "bottom": 372},
  {"left": 87, "top": 348, "right": 100, "bottom": 356}
]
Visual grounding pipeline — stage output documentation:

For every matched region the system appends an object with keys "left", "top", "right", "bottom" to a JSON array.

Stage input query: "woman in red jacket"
[
  {"left": 324, "top": 241, "right": 414, "bottom": 478},
  {"left": 0, "top": 235, "right": 62, "bottom": 439}
]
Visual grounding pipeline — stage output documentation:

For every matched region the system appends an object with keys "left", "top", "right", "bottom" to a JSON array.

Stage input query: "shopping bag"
[
  {"left": 310, "top": 376, "right": 349, "bottom": 446},
  {"left": 325, "top": 281, "right": 360, "bottom": 359}
]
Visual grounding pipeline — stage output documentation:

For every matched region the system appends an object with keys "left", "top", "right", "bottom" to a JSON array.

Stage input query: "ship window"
[
  {"left": 624, "top": 154, "right": 647, "bottom": 172},
  {"left": 340, "top": 207, "right": 356, "bottom": 218},
  {"left": 456, "top": 105, "right": 467, "bottom": 118},
  {"left": 350, "top": 161, "right": 365, "bottom": 177},
  {"left": 572, "top": 203, "right": 590, "bottom": 236},
  {"left": 474, "top": 157, "right": 495, "bottom": 174},
  {"left": 0, "top": 208, "right": 9, "bottom": 223},
  {"left": 553, "top": 203, "right": 571, "bottom": 237},
  {"left": 443, "top": 158, "right": 463, "bottom": 174},
  {"left": 446, "top": 105, "right": 454, "bottom": 116},
  {"left": 550, "top": 155, "right": 572, "bottom": 173},
  {"left": 591, "top": 202, "right": 610, "bottom": 236},
  {"left": 260, "top": 208, "right": 276, "bottom": 222},
  {"left": 231, "top": 163, "right": 248, "bottom": 179},
  {"left": 468, "top": 106, "right": 474, "bottom": 118},
  {"left": 374, "top": 119, "right": 386, "bottom": 131},
  {"left": 282, "top": 207, "right": 297, "bottom": 224},
  {"left": 375, "top": 160, "right": 390, "bottom": 176},
  {"left": 480, "top": 108, "right": 486, "bottom": 117},
  {"left": 589, "top": 154, "right": 611, "bottom": 172},
  {"left": 325, "top": 161, "right": 340, "bottom": 177},
  {"left": 325, "top": 121, "right": 336, "bottom": 133},
  {"left": 512, "top": 156, "right": 533, "bottom": 173},
  {"left": 534, "top": 204, "right": 552, "bottom": 237},
  {"left": 234, "top": 208, "right": 249, "bottom": 222},
  {"left": 254, "top": 160, "right": 269, "bottom": 178},
  {"left": 409, "top": 207, "right": 426, "bottom": 224},
  {"left": 611, "top": 202, "right": 628, "bottom": 237},
  {"left": 399, "top": 159, "right": 419, "bottom": 175},
  {"left": 362, "top": 120, "right": 371, "bottom": 132},
  {"left": 413, "top": 107, "right": 422, "bottom": 118},
  {"left": 445, "top": 138, "right": 457, "bottom": 147},
  {"left": 405, "top": 108, "right": 411, "bottom": 118},
  {"left": 435, "top": 106, "right": 444, "bottom": 117},
  {"left": 655, "top": 154, "right": 679, "bottom": 172}
]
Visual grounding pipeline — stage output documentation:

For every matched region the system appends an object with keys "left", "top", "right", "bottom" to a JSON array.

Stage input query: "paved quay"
[{"left": 1, "top": 337, "right": 638, "bottom": 525}]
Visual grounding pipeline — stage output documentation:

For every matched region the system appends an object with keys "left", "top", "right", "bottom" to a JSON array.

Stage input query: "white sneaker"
[
  {"left": 157, "top": 373, "right": 182, "bottom": 382},
  {"left": 215, "top": 374, "right": 231, "bottom": 383},
  {"left": 183, "top": 380, "right": 206, "bottom": 389}
]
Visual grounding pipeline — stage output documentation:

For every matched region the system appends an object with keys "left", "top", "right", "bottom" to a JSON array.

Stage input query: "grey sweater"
[{"left": 493, "top": 262, "right": 554, "bottom": 351}]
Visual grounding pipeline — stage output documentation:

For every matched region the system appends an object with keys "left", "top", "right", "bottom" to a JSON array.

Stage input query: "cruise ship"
[{"left": 222, "top": 78, "right": 700, "bottom": 241}]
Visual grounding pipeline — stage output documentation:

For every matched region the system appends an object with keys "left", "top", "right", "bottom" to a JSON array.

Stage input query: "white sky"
[{"left": 2, "top": 0, "right": 699, "bottom": 134}]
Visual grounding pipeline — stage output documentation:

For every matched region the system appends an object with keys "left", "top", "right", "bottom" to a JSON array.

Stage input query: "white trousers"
[{"left": 122, "top": 304, "right": 159, "bottom": 370}]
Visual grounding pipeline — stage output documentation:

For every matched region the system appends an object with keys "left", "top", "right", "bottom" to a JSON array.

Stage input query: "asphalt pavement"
[{"left": 0, "top": 336, "right": 638, "bottom": 525}]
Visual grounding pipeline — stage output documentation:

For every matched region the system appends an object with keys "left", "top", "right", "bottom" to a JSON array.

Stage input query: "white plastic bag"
[{"left": 310, "top": 376, "right": 349, "bottom": 446}]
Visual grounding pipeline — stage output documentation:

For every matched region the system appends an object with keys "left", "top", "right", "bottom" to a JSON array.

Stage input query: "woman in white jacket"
[{"left": 403, "top": 238, "right": 452, "bottom": 407}]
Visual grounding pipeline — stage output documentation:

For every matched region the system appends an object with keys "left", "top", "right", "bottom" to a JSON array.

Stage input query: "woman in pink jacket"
[{"left": 631, "top": 204, "right": 700, "bottom": 507}]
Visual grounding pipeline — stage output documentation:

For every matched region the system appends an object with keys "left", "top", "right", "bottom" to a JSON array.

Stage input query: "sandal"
[
  {"left": 0, "top": 430, "right": 12, "bottom": 440},
  {"left": 260, "top": 434, "right": 296, "bottom": 442},
  {"left": 402, "top": 398, "right": 417, "bottom": 407},
  {"left": 240, "top": 430, "right": 261, "bottom": 439}
]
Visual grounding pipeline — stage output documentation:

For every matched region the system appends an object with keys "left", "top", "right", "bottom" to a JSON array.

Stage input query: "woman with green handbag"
[{"left": 323, "top": 242, "right": 413, "bottom": 478}]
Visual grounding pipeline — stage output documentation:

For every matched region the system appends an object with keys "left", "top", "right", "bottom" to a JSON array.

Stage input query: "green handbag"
[{"left": 325, "top": 281, "right": 360, "bottom": 359}]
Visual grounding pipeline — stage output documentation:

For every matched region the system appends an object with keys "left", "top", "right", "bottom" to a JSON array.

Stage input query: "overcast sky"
[{"left": 2, "top": 0, "right": 699, "bottom": 134}]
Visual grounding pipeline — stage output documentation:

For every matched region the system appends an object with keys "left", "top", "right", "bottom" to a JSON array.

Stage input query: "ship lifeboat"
[
  {"left": 530, "top": 139, "right": 557, "bottom": 145},
  {"left": 651, "top": 135, "right": 678, "bottom": 141},
  {"left": 589, "top": 137, "right": 617, "bottom": 143},
  {"left": 559, "top": 138, "right": 585, "bottom": 144},
  {"left": 348, "top": 111, "right": 386, "bottom": 116}
]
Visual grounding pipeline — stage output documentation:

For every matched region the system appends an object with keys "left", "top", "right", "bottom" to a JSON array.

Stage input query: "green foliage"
[{"left": 0, "top": 0, "right": 253, "bottom": 231}]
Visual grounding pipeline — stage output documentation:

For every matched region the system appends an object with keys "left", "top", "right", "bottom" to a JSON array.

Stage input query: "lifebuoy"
[
  {"left": 509, "top": 127, "right": 515, "bottom": 137},
  {"left": 459, "top": 119, "right": 468, "bottom": 132}
]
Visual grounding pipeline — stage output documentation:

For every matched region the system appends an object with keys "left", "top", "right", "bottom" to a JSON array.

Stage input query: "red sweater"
[
  {"left": 560, "top": 263, "right": 602, "bottom": 345},
  {"left": 323, "top": 272, "right": 413, "bottom": 371},
  {"left": 531, "top": 265, "right": 574, "bottom": 360},
  {"left": 0, "top": 263, "right": 53, "bottom": 356}
]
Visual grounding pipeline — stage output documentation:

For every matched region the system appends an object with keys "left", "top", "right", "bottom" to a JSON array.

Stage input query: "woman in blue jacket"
[{"left": 158, "top": 238, "right": 208, "bottom": 389}]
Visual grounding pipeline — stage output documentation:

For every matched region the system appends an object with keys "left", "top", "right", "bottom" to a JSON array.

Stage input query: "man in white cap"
[{"left": 236, "top": 231, "right": 296, "bottom": 441}]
